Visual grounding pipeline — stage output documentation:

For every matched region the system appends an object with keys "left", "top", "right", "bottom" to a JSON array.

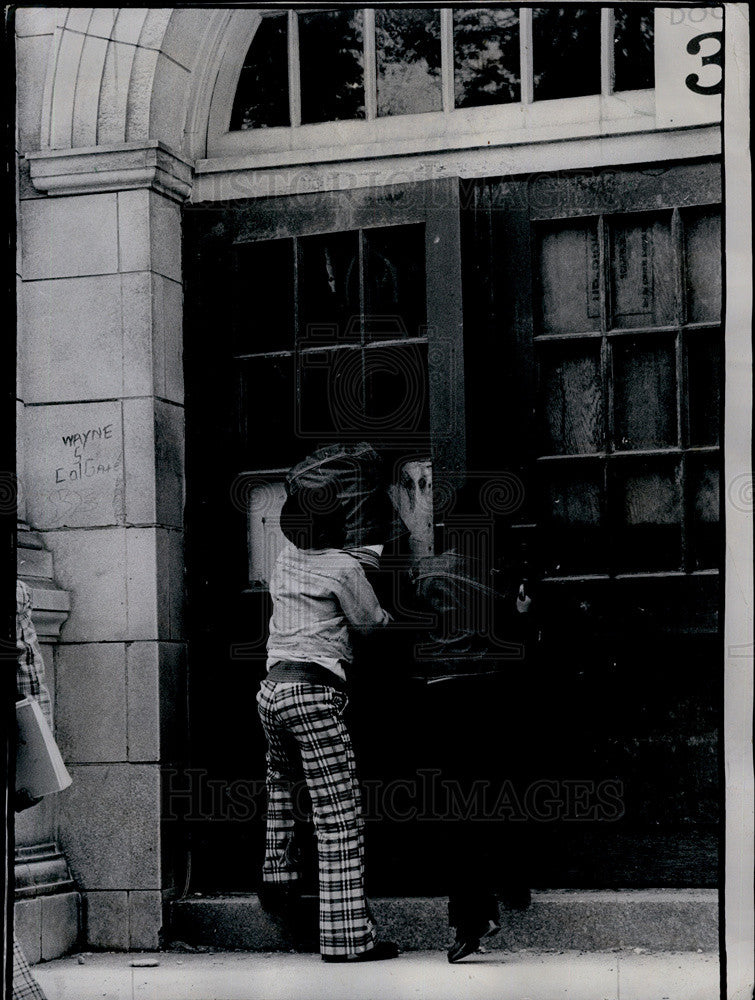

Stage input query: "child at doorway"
[{"left": 256, "top": 487, "right": 398, "bottom": 962}]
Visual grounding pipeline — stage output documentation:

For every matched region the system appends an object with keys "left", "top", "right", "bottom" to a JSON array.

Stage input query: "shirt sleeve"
[{"left": 335, "top": 558, "right": 391, "bottom": 634}]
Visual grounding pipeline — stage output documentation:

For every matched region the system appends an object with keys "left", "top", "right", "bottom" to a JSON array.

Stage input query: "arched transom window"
[{"left": 230, "top": 6, "right": 654, "bottom": 131}]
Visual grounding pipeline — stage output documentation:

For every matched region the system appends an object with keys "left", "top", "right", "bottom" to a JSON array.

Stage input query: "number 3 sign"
[{"left": 655, "top": 7, "right": 723, "bottom": 128}]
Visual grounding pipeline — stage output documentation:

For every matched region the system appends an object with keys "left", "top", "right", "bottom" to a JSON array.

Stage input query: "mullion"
[
  {"left": 519, "top": 7, "right": 534, "bottom": 104},
  {"left": 598, "top": 214, "right": 614, "bottom": 576},
  {"left": 440, "top": 7, "right": 454, "bottom": 112},
  {"left": 358, "top": 229, "right": 367, "bottom": 421},
  {"left": 672, "top": 208, "right": 689, "bottom": 571},
  {"left": 287, "top": 10, "right": 301, "bottom": 127},
  {"left": 363, "top": 8, "right": 377, "bottom": 120},
  {"left": 600, "top": 8, "right": 615, "bottom": 96},
  {"left": 293, "top": 235, "right": 303, "bottom": 421}
]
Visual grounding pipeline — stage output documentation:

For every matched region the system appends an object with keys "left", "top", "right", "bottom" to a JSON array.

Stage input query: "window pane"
[
  {"left": 686, "top": 330, "right": 721, "bottom": 447},
  {"left": 232, "top": 240, "right": 294, "bottom": 355},
  {"left": 613, "top": 337, "right": 676, "bottom": 450},
  {"left": 299, "top": 348, "right": 365, "bottom": 442},
  {"left": 684, "top": 209, "right": 722, "bottom": 323},
  {"left": 364, "top": 343, "right": 430, "bottom": 444},
  {"left": 536, "top": 220, "right": 601, "bottom": 334},
  {"left": 609, "top": 214, "right": 676, "bottom": 328},
  {"left": 541, "top": 463, "right": 605, "bottom": 576},
  {"left": 376, "top": 8, "right": 442, "bottom": 117},
  {"left": 688, "top": 457, "right": 721, "bottom": 570},
  {"left": 614, "top": 7, "right": 654, "bottom": 92},
  {"left": 245, "top": 479, "right": 287, "bottom": 586},
  {"left": 299, "top": 9, "right": 365, "bottom": 124},
  {"left": 239, "top": 356, "right": 298, "bottom": 469},
  {"left": 230, "top": 14, "right": 289, "bottom": 129},
  {"left": 539, "top": 343, "right": 603, "bottom": 455},
  {"left": 533, "top": 7, "right": 601, "bottom": 101},
  {"left": 613, "top": 459, "right": 682, "bottom": 571},
  {"left": 453, "top": 7, "right": 520, "bottom": 108},
  {"left": 388, "top": 458, "right": 434, "bottom": 558},
  {"left": 298, "top": 232, "right": 361, "bottom": 346},
  {"left": 364, "top": 225, "right": 426, "bottom": 341}
]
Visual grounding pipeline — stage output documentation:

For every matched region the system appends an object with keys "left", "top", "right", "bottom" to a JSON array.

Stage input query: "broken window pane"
[
  {"left": 389, "top": 459, "right": 435, "bottom": 559},
  {"left": 230, "top": 14, "right": 289, "bottom": 129},
  {"left": 537, "top": 220, "right": 601, "bottom": 334},
  {"left": 539, "top": 343, "right": 604, "bottom": 455},
  {"left": 686, "top": 330, "right": 721, "bottom": 447},
  {"left": 533, "top": 7, "right": 601, "bottom": 101},
  {"left": 610, "top": 214, "right": 676, "bottom": 328},
  {"left": 684, "top": 209, "right": 722, "bottom": 323},
  {"left": 231, "top": 239, "right": 294, "bottom": 355},
  {"left": 613, "top": 459, "right": 682, "bottom": 571},
  {"left": 299, "top": 9, "right": 365, "bottom": 124},
  {"left": 613, "top": 337, "right": 676, "bottom": 450},
  {"left": 298, "top": 232, "right": 361, "bottom": 346},
  {"left": 363, "top": 224, "right": 426, "bottom": 341},
  {"left": 246, "top": 478, "right": 287, "bottom": 586},
  {"left": 376, "top": 8, "right": 442, "bottom": 116},
  {"left": 453, "top": 7, "right": 520, "bottom": 108},
  {"left": 614, "top": 7, "right": 655, "bottom": 92}
]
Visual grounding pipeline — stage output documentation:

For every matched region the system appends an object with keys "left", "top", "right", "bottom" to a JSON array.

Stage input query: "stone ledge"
[
  {"left": 15, "top": 842, "right": 75, "bottom": 899},
  {"left": 26, "top": 141, "right": 194, "bottom": 201},
  {"left": 168, "top": 889, "right": 718, "bottom": 953}
]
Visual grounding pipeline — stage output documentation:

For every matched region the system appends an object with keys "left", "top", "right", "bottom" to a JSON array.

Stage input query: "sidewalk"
[{"left": 34, "top": 948, "right": 718, "bottom": 1000}]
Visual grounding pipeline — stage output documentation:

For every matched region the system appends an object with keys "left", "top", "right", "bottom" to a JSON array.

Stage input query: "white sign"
[{"left": 655, "top": 7, "right": 723, "bottom": 128}]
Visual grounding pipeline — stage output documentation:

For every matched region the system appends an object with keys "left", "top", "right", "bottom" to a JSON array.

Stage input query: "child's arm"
[{"left": 336, "top": 559, "right": 392, "bottom": 635}]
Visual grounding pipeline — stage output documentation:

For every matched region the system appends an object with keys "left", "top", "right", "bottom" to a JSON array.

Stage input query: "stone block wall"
[{"left": 17, "top": 144, "right": 190, "bottom": 948}]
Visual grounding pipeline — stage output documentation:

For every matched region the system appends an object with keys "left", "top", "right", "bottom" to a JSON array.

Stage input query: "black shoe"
[
  {"left": 447, "top": 918, "right": 500, "bottom": 964},
  {"left": 448, "top": 937, "right": 481, "bottom": 963},
  {"left": 322, "top": 941, "right": 400, "bottom": 963}
]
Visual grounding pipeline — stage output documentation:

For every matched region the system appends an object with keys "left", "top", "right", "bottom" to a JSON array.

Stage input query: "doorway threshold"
[{"left": 168, "top": 889, "right": 717, "bottom": 952}]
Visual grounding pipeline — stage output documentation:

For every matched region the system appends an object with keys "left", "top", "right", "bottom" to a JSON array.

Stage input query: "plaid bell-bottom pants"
[
  {"left": 12, "top": 938, "right": 47, "bottom": 1000},
  {"left": 256, "top": 678, "right": 376, "bottom": 958}
]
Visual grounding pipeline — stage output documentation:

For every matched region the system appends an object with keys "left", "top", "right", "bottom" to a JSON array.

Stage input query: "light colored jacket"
[{"left": 266, "top": 544, "right": 390, "bottom": 682}]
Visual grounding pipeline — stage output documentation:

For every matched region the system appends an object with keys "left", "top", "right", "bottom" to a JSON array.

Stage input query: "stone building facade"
[{"left": 13, "top": 5, "right": 751, "bottom": 977}]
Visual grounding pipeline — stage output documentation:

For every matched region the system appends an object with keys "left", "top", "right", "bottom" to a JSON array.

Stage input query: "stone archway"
[
  {"left": 16, "top": 6, "right": 264, "bottom": 953},
  {"left": 36, "top": 7, "right": 263, "bottom": 160}
]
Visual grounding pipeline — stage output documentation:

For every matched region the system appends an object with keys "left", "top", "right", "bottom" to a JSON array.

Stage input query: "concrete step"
[{"left": 168, "top": 889, "right": 717, "bottom": 952}]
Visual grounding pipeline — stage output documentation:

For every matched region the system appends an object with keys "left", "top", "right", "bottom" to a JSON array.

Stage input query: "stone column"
[{"left": 19, "top": 141, "right": 192, "bottom": 950}]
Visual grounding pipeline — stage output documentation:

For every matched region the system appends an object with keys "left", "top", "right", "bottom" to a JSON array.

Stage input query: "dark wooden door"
[
  {"left": 461, "top": 158, "right": 723, "bottom": 884},
  {"left": 182, "top": 180, "right": 465, "bottom": 891}
]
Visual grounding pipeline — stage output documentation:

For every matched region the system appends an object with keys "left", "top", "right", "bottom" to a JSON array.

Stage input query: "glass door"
[
  {"left": 182, "top": 179, "right": 464, "bottom": 891},
  {"left": 461, "top": 159, "right": 723, "bottom": 885}
]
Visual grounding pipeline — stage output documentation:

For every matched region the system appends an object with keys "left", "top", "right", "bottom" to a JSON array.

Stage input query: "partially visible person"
[
  {"left": 16, "top": 580, "right": 51, "bottom": 725},
  {"left": 408, "top": 548, "right": 535, "bottom": 964},
  {"left": 13, "top": 579, "right": 51, "bottom": 1000}
]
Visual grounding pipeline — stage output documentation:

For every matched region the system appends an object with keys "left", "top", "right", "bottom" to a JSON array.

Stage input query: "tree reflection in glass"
[
  {"left": 299, "top": 8, "right": 365, "bottom": 124},
  {"left": 533, "top": 6, "right": 601, "bottom": 101},
  {"left": 453, "top": 7, "right": 520, "bottom": 109},
  {"left": 614, "top": 7, "right": 654, "bottom": 92},
  {"left": 376, "top": 8, "right": 442, "bottom": 116},
  {"left": 230, "top": 14, "right": 289, "bottom": 129}
]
